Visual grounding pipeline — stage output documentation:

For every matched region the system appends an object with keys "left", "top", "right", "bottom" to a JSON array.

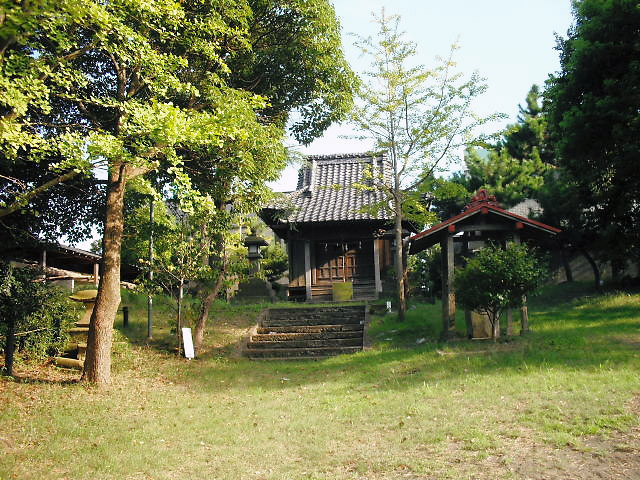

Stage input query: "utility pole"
[{"left": 147, "top": 196, "right": 154, "bottom": 339}]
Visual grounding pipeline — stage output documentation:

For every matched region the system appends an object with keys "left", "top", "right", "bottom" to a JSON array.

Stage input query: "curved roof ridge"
[{"left": 305, "top": 152, "right": 385, "bottom": 161}]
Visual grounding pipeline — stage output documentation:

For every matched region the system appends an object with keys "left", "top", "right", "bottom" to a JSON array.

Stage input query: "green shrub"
[
  {"left": 1, "top": 264, "right": 78, "bottom": 372},
  {"left": 261, "top": 243, "right": 288, "bottom": 282},
  {"left": 454, "top": 243, "right": 547, "bottom": 339}
]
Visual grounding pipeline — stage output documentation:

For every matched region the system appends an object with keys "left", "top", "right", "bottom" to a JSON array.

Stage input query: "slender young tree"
[{"left": 350, "top": 10, "right": 498, "bottom": 320}]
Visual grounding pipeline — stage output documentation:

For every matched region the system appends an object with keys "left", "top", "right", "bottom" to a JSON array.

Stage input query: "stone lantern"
[{"left": 244, "top": 234, "right": 268, "bottom": 273}]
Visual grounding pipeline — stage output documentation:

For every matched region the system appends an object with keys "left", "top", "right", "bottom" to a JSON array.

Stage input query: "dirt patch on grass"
[
  {"left": 505, "top": 396, "right": 640, "bottom": 480},
  {"left": 506, "top": 429, "right": 639, "bottom": 479}
]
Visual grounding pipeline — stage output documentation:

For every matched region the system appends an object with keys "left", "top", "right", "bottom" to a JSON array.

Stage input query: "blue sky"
[{"left": 271, "top": 0, "right": 575, "bottom": 191}]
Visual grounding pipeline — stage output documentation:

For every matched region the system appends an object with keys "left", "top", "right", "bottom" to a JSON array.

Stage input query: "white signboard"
[{"left": 182, "top": 327, "right": 195, "bottom": 359}]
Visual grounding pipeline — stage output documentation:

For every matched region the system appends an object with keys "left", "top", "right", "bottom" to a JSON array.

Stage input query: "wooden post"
[
  {"left": 304, "top": 240, "right": 312, "bottom": 301},
  {"left": 440, "top": 233, "right": 456, "bottom": 339},
  {"left": 373, "top": 238, "right": 382, "bottom": 298},
  {"left": 462, "top": 235, "right": 473, "bottom": 339},
  {"left": 93, "top": 263, "right": 99, "bottom": 287},
  {"left": 123, "top": 306, "right": 129, "bottom": 328},
  {"left": 513, "top": 232, "right": 530, "bottom": 333}
]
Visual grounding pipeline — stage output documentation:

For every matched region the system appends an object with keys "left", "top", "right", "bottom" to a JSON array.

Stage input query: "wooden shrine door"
[{"left": 313, "top": 241, "right": 374, "bottom": 285}]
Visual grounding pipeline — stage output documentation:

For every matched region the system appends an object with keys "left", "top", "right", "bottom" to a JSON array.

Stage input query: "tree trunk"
[
  {"left": 490, "top": 311, "right": 499, "bottom": 342},
  {"left": 3, "top": 314, "right": 16, "bottom": 376},
  {"left": 580, "top": 248, "right": 601, "bottom": 292},
  {"left": 561, "top": 248, "right": 573, "bottom": 282},
  {"left": 402, "top": 243, "right": 409, "bottom": 301},
  {"left": 394, "top": 194, "right": 406, "bottom": 321},
  {"left": 82, "top": 164, "right": 128, "bottom": 386},
  {"left": 193, "top": 273, "right": 225, "bottom": 355},
  {"left": 464, "top": 310, "right": 473, "bottom": 339}
]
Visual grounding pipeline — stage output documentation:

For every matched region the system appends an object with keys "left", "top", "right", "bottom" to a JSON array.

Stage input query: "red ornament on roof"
[{"left": 465, "top": 188, "right": 501, "bottom": 210}]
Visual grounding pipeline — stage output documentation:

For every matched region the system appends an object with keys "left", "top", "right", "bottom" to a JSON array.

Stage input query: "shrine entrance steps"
[{"left": 244, "top": 305, "right": 367, "bottom": 359}]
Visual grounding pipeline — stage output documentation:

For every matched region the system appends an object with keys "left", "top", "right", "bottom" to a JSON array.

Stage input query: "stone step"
[
  {"left": 247, "top": 337, "right": 362, "bottom": 349},
  {"left": 263, "top": 314, "right": 364, "bottom": 327},
  {"left": 63, "top": 342, "right": 87, "bottom": 360},
  {"left": 251, "top": 331, "right": 363, "bottom": 342},
  {"left": 267, "top": 306, "right": 365, "bottom": 319},
  {"left": 256, "top": 324, "right": 363, "bottom": 334},
  {"left": 68, "top": 327, "right": 89, "bottom": 343},
  {"left": 245, "top": 346, "right": 362, "bottom": 359}
]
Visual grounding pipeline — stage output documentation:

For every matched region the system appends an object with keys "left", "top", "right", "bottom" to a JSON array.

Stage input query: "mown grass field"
[{"left": 1, "top": 283, "right": 639, "bottom": 479}]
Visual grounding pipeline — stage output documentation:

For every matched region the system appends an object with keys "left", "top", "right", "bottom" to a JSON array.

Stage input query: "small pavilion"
[{"left": 408, "top": 189, "right": 561, "bottom": 339}]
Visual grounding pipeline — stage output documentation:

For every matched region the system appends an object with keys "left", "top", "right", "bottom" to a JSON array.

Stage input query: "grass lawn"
[{"left": 1, "top": 283, "right": 639, "bottom": 479}]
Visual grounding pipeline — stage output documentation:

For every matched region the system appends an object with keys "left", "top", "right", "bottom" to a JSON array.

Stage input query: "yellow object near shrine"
[{"left": 332, "top": 281, "right": 353, "bottom": 302}]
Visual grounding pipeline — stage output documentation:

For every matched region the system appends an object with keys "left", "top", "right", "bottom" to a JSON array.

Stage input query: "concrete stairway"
[{"left": 245, "top": 305, "right": 367, "bottom": 359}]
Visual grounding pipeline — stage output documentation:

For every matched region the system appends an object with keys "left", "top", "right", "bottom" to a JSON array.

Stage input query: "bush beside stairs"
[{"left": 244, "top": 305, "right": 368, "bottom": 359}]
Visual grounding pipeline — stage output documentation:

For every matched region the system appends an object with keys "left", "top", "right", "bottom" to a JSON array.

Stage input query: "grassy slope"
[{"left": 1, "top": 283, "right": 639, "bottom": 479}]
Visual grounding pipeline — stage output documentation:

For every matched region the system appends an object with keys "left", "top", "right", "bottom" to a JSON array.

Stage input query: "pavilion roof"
[{"left": 409, "top": 191, "right": 560, "bottom": 254}]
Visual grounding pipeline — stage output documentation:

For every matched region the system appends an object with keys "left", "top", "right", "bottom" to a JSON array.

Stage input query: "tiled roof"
[{"left": 268, "top": 153, "right": 392, "bottom": 224}]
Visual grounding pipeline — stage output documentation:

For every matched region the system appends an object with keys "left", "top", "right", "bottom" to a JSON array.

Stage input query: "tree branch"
[{"left": 0, "top": 169, "right": 81, "bottom": 218}]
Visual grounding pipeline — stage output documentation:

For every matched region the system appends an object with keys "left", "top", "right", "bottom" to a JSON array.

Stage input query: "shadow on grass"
[
  {"left": 179, "top": 283, "right": 640, "bottom": 394},
  {"left": 5, "top": 372, "right": 79, "bottom": 385}
]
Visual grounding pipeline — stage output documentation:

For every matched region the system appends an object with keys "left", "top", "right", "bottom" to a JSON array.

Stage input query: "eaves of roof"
[{"left": 409, "top": 203, "right": 561, "bottom": 253}]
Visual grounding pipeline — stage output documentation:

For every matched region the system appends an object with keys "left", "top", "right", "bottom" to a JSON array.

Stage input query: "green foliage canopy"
[{"left": 545, "top": 0, "right": 640, "bottom": 263}]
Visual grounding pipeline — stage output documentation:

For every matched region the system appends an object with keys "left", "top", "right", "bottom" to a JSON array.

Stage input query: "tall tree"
[
  {"left": 545, "top": 0, "right": 640, "bottom": 271},
  {"left": 350, "top": 10, "right": 497, "bottom": 320},
  {"left": 462, "top": 85, "right": 551, "bottom": 208}
]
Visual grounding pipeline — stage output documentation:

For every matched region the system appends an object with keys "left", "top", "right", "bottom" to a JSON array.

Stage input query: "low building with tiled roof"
[{"left": 261, "top": 153, "right": 411, "bottom": 302}]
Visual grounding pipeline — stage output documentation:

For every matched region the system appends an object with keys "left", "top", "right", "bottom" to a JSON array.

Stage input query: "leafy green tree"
[
  {"left": 123, "top": 195, "right": 250, "bottom": 355},
  {"left": 226, "top": 0, "right": 357, "bottom": 144},
  {"left": 454, "top": 243, "right": 547, "bottom": 341},
  {"left": 407, "top": 245, "right": 441, "bottom": 301},
  {"left": 545, "top": 0, "right": 640, "bottom": 271},
  {"left": 350, "top": 10, "right": 498, "bottom": 320},
  {"left": 0, "top": 154, "right": 103, "bottom": 254}
]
